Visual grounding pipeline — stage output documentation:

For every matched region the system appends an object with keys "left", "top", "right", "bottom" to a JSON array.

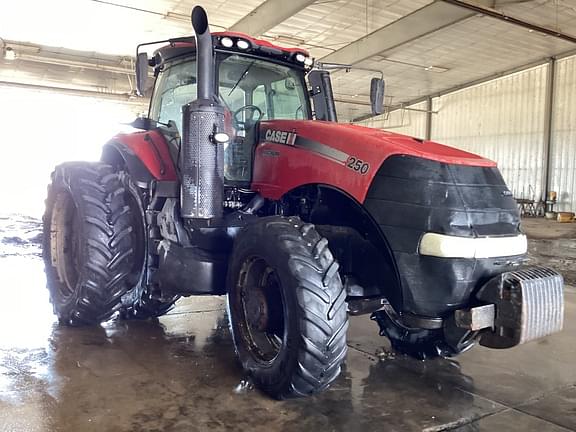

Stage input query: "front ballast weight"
[
  {"left": 180, "top": 99, "right": 227, "bottom": 222},
  {"left": 372, "top": 265, "right": 564, "bottom": 358},
  {"left": 475, "top": 266, "right": 564, "bottom": 348},
  {"left": 453, "top": 266, "right": 564, "bottom": 349}
]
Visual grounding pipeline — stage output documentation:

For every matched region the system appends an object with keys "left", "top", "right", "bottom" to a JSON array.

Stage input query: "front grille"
[{"left": 363, "top": 154, "right": 524, "bottom": 317}]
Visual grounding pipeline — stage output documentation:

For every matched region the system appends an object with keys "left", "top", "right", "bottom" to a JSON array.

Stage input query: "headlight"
[
  {"left": 220, "top": 37, "right": 234, "bottom": 48},
  {"left": 295, "top": 53, "right": 306, "bottom": 63},
  {"left": 236, "top": 39, "right": 250, "bottom": 50},
  {"left": 418, "top": 233, "right": 527, "bottom": 259}
]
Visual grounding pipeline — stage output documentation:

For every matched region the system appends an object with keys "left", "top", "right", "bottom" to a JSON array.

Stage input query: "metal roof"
[{"left": 1, "top": 0, "right": 575, "bottom": 119}]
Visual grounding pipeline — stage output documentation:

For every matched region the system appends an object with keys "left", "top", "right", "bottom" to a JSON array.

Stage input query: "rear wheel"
[
  {"left": 227, "top": 216, "right": 348, "bottom": 399},
  {"left": 43, "top": 162, "right": 137, "bottom": 325}
]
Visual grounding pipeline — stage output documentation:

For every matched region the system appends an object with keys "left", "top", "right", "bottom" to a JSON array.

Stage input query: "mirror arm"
[{"left": 315, "top": 62, "right": 383, "bottom": 79}]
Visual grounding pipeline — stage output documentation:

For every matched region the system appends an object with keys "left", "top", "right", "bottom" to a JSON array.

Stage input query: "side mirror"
[
  {"left": 370, "top": 77, "right": 385, "bottom": 115},
  {"left": 129, "top": 116, "right": 154, "bottom": 130},
  {"left": 135, "top": 52, "right": 149, "bottom": 96}
]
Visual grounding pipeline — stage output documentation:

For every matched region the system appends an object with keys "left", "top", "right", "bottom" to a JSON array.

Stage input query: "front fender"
[{"left": 102, "top": 130, "right": 177, "bottom": 182}]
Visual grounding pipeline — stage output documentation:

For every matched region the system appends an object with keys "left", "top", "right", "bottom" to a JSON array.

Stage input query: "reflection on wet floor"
[{"left": 1, "top": 214, "right": 575, "bottom": 431}]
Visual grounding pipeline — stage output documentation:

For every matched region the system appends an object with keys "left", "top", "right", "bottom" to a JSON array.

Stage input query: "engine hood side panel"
[{"left": 251, "top": 120, "right": 495, "bottom": 202}]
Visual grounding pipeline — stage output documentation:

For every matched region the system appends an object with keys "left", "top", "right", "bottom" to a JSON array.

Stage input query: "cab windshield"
[
  {"left": 150, "top": 53, "right": 310, "bottom": 133},
  {"left": 217, "top": 53, "right": 310, "bottom": 122},
  {"left": 149, "top": 52, "right": 310, "bottom": 184}
]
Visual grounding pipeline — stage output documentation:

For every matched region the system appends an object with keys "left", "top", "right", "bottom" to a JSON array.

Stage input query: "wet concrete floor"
[{"left": 0, "top": 214, "right": 575, "bottom": 431}]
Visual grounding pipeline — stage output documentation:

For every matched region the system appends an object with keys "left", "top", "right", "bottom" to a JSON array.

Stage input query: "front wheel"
[
  {"left": 227, "top": 216, "right": 348, "bottom": 399},
  {"left": 371, "top": 309, "right": 477, "bottom": 360}
]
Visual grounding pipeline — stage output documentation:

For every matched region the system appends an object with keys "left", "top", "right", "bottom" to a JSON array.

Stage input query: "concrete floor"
[{"left": 0, "top": 215, "right": 575, "bottom": 432}]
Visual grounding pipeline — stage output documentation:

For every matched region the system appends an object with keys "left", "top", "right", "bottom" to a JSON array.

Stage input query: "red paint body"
[
  {"left": 252, "top": 120, "right": 495, "bottom": 203},
  {"left": 163, "top": 32, "right": 309, "bottom": 56},
  {"left": 213, "top": 32, "right": 309, "bottom": 55},
  {"left": 111, "top": 130, "right": 177, "bottom": 181},
  {"left": 111, "top": 120, "right": 494, "bottom": 203}
]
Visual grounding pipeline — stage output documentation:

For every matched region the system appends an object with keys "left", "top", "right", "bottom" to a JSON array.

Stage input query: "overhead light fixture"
[
  {"left": 1, "top": 37, "right": 16, "bottom": 61},
  {"left": 4, "top": 47, "right": 16, "bottom": 61},
  {"left": 424, "top": 65, "right": 449, "bottom": 73},
  {"left": 376, "top": 56, "right": 450, "bottom": 73},
  {"left": 273, "top": 34, "right": 306, "bottom": 46}
]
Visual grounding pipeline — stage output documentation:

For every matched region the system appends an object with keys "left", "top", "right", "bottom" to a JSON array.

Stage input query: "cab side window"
[
  {"left": 270, "top": 78, "right": 304, "bottom": 119},
  {"left": 150, "top": 60, "right": 197, "bottom": 133}
]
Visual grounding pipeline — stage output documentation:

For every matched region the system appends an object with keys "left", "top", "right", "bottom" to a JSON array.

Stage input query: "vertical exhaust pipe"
[
  {"left": 192, "top": 6, "right": 214, "bottom": 101},
  {"left": 180, "top": 6, "right": 226, "bottom": 222}
]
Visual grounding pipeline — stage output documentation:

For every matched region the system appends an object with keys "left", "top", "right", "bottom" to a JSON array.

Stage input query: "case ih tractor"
[{"left": 43, "top": 6, "right": 564, "bottom": 399}]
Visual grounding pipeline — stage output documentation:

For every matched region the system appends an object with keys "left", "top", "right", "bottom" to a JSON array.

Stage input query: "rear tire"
[
  {"left": 43, "top": 162, "right": 137, "bottom": 325},
  {"left": 227, "top": 216, "right": 348, "bottom": 399}
]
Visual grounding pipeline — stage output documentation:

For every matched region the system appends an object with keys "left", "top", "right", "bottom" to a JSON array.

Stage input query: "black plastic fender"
[{"left": 101, "top": 141, "right": 154, "bottom": 186}]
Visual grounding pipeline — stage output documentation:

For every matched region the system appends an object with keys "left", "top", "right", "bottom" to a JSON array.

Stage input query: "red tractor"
[{"left": 43, "top": 7, "right": 564, "bottom": 399}]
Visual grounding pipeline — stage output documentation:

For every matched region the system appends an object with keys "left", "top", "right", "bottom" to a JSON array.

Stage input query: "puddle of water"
[
  {"left": 0, "top": 214, "right": 43, "bottom": 257},
  {"left": 0, "top": 257, "right": 56, "bottom": 350},
  {"left": 234, "top": 378, "right": 255, "bottom": 394}
]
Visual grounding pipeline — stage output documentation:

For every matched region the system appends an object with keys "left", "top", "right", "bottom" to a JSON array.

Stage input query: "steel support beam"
[
  {"left": 443, "top": 0, "right": 576, "bottom": 45},
  {"left": 0, "top": 80, "right": 145, "bottom": 106},
  {"left": 543, "top": 58, "right": 556, "bottom": 200},
  {"left": 229, "top": 0, "right": 316, "bottom": 37},
  {"left": 320, "top": 2, "right": 474, "bottom": 65},
  {"left": 425, "top": 97, "right": 433, "bottom": 141}
]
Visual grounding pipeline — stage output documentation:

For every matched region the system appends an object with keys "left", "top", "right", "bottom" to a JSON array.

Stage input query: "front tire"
[
  {"left": 371, "top": 309, "right": 477, "bottom": 359},
  {"left": 117, "top": 172, "right": 178, "bottom": 320},
  {"left": 43, "top": 162, "right": 137, "bottom": 325},
  {"left": 227, "top": 216, "right": 348, "bottom": 399},
  {"left": 120, "top": 284, "right": 178, "bottom": 320}
]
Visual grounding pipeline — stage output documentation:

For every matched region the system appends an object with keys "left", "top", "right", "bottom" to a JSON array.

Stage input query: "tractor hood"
[
  {"left": 258, "top": 119, "right": 495, "bottom": 168},
  {"left": 253, "top": 119, "right": 501, "bottom": 204}
]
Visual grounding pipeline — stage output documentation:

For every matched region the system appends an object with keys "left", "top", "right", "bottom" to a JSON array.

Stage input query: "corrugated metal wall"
[
  {"left": 353, "top": 56, "right": 576, "bottom": 211},
  {"left": 431, "top": 65, "right": 548, "bottom": 201},
  {"left": 356, "top": 101, "right": 427, "bottom": 139},
  {"left": 550, "top": 55, "right": 576, "bottom": 212}
]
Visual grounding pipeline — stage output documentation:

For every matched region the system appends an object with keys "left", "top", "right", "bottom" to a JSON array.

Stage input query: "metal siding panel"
[
  {"left": 355, "top": 101, "right": 427, "bottom": 139},
  {"left": 431, "top": 65, "right": 548, "bottom": 201},
  {"left": 550, "top": 55, "right": 576, "bottom": 212}
]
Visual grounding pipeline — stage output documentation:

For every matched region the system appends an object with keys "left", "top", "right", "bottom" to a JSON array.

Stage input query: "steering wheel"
[{"left": 233, "top": 105, "right": 263, "bottom": 130}]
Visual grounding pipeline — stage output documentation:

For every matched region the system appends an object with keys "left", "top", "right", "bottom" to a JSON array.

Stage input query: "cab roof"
[{"left": 150, "top": 31, "right": 310, "bottom": 70}]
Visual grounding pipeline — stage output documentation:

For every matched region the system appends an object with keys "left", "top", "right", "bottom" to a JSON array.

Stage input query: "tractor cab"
[
  {"left": 136, "top": 30, "right": 383, "bottom": 186},
  {"left": 138, "top": 33, "right": 315, "bottom": 184}
]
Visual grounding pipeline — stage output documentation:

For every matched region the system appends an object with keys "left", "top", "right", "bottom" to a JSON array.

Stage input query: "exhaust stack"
[
  {"left": 192, "top": 6, "right": 214, "bottom": 101},
  {"left": 180, "top": 6, "right": 226, "bottom": 222}
]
